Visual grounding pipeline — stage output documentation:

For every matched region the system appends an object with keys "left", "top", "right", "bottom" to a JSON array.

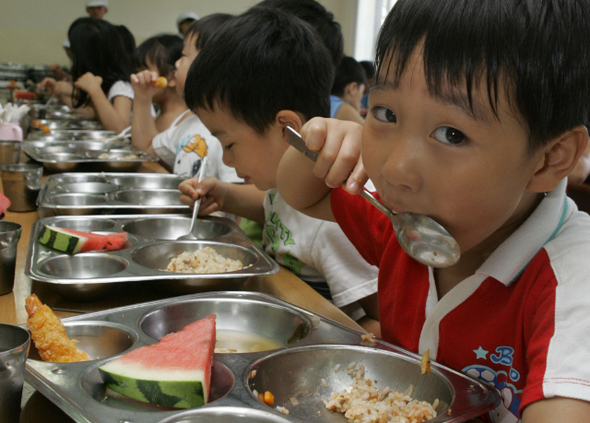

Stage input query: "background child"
[
  {"left": 330, "top": 56, "right": 366, "bottom": 124},
  {"left": 130, "top": 34, "right": 186, "bottom": 155},
  {"left": 178, "top": 7, "right": 379, "bottom": 333},
  {"left": 151, "top": 13, "right": 240, "bottom": 183},
  {"left": 277, "top": 0, "right": 590, "bottom": 421},
  {"left": 40, "top": 17, "right": 134, "bottom": 133}
]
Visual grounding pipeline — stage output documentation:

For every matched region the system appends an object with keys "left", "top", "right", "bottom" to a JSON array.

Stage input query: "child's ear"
[
  {"left": 527, "top": 125, "right": 589, "bottom": 192},
  {"left": 276, "top": 110, "right": 304, "bottom": 134},
  {"left": 345, "top": 82, "right": 359, "bottom": 96}
]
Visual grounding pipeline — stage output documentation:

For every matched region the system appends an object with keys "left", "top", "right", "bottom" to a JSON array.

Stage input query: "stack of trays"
[
  {"left": 24, "top": 292, "right": 499, "bottom": 423},
  {"left": 27, "top": 129, "right": 117, "bottom": 142},
  {"left": 30, "top": 118, "right": 104, "bottom": 131},
  {"left": 37, "top": 172, "right": 189, "bottom": 217},
  {"left": 26, "top": 214, "right": 279, "bottom": 299},
  {"left": 23, "top": 141, "right": 159, "bottom": 173}
]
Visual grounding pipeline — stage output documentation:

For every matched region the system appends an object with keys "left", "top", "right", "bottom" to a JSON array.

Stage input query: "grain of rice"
[
  {"left": 321, "top": 378, "right": 328, "bottom": 388},
  {"left": 276, "top": 406, "right": 289, "bottom": 415},
  {"left": 334, "top": 364, "right": 341, "bottom": 373}
]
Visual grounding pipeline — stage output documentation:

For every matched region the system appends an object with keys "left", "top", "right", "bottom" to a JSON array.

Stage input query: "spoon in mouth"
[{"left": 284, "top": 126, "right": 461, "bottom": 267}]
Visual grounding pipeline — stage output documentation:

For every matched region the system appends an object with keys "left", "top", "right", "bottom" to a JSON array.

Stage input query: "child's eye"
[
  {"left": 224, "top": 143, "right": 234, "bottom": 151},
  {"left": 431, "top": 126, "right": 467, "bottom": 145},
  {"left": 372, "top": 106, "right": 396, "bottom": 123}
]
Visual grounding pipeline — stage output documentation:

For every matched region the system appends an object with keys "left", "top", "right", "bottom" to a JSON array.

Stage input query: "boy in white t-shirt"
[
  {"left": 152, "top": 14, "right": 240, "bottom": 182},
  {"left": 178, "top": 7, "right": 379, "bottom": 333}
]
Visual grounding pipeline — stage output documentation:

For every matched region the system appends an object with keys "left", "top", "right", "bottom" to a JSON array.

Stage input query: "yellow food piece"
[
  {"left": 25, "top": 294, "right": 89, "bottom": 363},
  {"left": 420, "top": 349, "right": 431, "bottom": 374},
  {"left": 154, "top": 76, "right": 168, "bottom": 88}
]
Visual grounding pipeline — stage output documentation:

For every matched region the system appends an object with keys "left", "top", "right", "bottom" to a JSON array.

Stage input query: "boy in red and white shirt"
[{"left": 277, "top": 0, "right": 590, "bottom": 421}]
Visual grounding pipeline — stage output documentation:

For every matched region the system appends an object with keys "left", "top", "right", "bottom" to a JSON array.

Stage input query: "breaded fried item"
[
  {"left": 154, "top": 76, "right": 168, "bottom": 88},
  {"left": 25, "top": 294, "right": 89, "bottom": 362}
]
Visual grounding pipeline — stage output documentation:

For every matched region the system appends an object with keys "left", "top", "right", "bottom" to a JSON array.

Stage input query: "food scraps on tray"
[
  {"left": 25, "top": 294, "right": 90, "bottom": 363},
  {"left": 38, "top": 224, "right": 128, "bottom": 254},
  {"left": 99, "top": 314, "right": 216, "bottom": 409},
  {"left": 165, "top": 246, "right": 245, "bottom": 274},
  {"left": 324, "top": 362, "right": 438, "bottom": 423}
]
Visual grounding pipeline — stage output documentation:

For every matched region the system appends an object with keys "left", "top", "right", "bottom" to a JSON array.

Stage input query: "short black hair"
[
  {"left": 68, "top": 17, "right": 133, "bottom": 108},
  {"left": 331, "top": 56, "right": 367, "bottom": 97},
  {"left": 359, "top": 60, "right": 375, "bottom": 81},
  {"left": 185, "top": 7, "right": 334, "bottom": 135},
  {"left": 185, "top": 13, "right": 234, "bottom": 51},
  {"left": 134, "top": 34, "right": 183, "bottom": 76},
  {"left": 254, "top": 0, "right": 344, "bottom": 68},
  {"left": 375, "top": 0, "right": 590, "bottom": 151}
]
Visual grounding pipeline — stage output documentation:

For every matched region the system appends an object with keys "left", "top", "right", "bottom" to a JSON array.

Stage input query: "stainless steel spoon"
[
  {"left": 177, "top": 156, "right": 208, "bottom": 240},
  {"left": 285, "top": 126, "right": 460, "bottom": 267}
]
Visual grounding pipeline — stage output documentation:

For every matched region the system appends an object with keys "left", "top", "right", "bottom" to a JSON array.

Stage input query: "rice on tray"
[
  {"left": 324, "top": 363, "right": 438, "bottom": 423},
  {"left": 166, "top": 246, "right": 245, "bottom": 274}
]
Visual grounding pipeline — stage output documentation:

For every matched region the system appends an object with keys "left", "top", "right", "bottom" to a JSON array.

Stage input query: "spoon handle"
[
  {"left": 358, "top": 190, "right": 396, "bottom": 217},
  {"left": 188, "top": 156, "right": 208, "bottom": 236}
]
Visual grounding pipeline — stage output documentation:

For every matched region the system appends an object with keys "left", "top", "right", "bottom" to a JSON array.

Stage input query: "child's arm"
[
  {"left": 356, "top": 293, "right": 381, "bottom": 337},
  {"left": 130, "top": 70, "right": 160, "bottom": 153},
  {"left": 40, "top": 78, "right": 97, "bottom": 120},
  {"left": 74, "top": 72, "right": 132, "bottom": 133},
  {"left": 179, "top": 177, "right": 266, "bottom": 226},
  {"left": 277, "top": 117, "right": 368, "bottom": 222},
  {"left": 522, "top": 397, "right": 590, "bottom": 423}
]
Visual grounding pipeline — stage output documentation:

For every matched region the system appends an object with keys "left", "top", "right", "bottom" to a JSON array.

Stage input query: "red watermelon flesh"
[
  {"left": 0, "top": 193, "right": 10, "bottom": 216},
  {"left": 62, "top": 228, "right": 128, "bottom": 252},
  {"left": 99, "top": 315, "right": 216, "bottom": 408}
]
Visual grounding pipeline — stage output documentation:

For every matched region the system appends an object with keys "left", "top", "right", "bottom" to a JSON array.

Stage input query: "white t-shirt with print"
[
  {"left": 152, "top": 111, "right": 241, "bottom": 182},
  {"left": 263, "top": 188, "right": 378, "bottom": 320}
]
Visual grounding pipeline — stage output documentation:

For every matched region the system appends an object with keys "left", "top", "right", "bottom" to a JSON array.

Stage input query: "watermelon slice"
[
  {"left": 38, "top": 225, "right": 128, "bottom": 255},
  {"left": 99, "top": 315, "right": 216, "bottom": 409},
  {"left": 0, "top": 192, "right": 10, "bottom": 217}
]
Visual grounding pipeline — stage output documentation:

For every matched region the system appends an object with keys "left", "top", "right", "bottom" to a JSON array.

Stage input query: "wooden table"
[{"left": 0, "top": 159, "right": 362, "bottom": 422}]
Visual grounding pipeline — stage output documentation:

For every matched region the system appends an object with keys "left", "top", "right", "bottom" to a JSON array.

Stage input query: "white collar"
[{"left": 476, "top": 178, "right": 570, "bottom": 285}]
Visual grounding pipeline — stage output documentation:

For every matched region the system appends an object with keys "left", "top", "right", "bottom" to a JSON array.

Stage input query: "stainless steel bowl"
[
  {"left": 122, "top": 217, "right": 231, "bottom": 240},
  {"left": 27, "top": 321, "right": 136, "bottom": 362},
  {"left": 56, "top": 182, "right": 119, "bottom": 194},
  {"left": 139, "top": 297, "right": 311, "bottom": 351},
  {"left": 110, "top": 189, "right": 183, "bottom": 207},
  {"left": 108, "top": 174, "right": 184, "bottom": 190},
  {"left": 37, "top": 254, "right": 129, "bottom": 279},
  {"left": 0, "top": 140, "right": 21, "bottom": 166}
]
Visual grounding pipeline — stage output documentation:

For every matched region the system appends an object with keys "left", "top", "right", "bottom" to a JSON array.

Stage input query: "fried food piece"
[
  {"left": 421, "top": 349, "right": 431, "bottom": 374},
  {"left": 42, "top": 124, "right": 51, "bottom": 134},
  {"left": 154, "top": 76, "right": 168, "bottom": 88},
  {"left": 25, "top": 294, "right": 90, "bottom": 362}
]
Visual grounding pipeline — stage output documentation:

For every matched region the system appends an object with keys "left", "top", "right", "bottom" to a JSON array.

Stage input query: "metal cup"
[
  {"left": 0, "top": 164, "right": 43, "bottom": 212},
  {"left": 0, "top": 323, "right": 30, "bottom": 423},
  {"left": 0, "top": 221, "right": 21, "bottom": 296},
  {"left": 0, "top": 141, "right": 21, "bottom": 167}
]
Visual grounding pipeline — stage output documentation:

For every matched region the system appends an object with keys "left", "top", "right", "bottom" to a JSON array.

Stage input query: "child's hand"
[
  {"left": 74, "top": 72, "right": 103, "bottom": 95},
  {"left": 130, "top": 70, "right": 160, "bottom": 102},
  {"left": 301, "top": 117, "right": 368, "bottom": 195},
  {"left": 39, "top": 77, "right": 57, "bottom": 93},
  {"left": 179, "top": 176, "right": 228, "bottom": 216}
]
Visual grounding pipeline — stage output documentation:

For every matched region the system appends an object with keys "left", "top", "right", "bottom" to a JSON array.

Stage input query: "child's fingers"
[
  {"left": 178, "top": 179, "right": 199, "bottom": 199},
  {"left": 322, "top": 130, "right": 363, "bottom": 189},
  {"left": 343, "top": 157, "right": 369, "bottom": 195}
]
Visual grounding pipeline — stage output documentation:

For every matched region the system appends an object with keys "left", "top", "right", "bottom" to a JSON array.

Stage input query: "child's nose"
[{"left": 381, "top": 137, "right": 422, "bottom": 192}]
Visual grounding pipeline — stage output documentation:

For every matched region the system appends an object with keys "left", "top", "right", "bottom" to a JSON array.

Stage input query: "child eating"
[{"left": 277, "top": 0, "right": 590, "bottom": 421}]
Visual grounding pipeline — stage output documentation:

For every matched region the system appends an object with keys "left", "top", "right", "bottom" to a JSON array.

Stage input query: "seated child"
[
  {"left": 178, "top": 7, "right": 379, "bottom": 332},
  {"left": 130, "top": 34, "right": 186, "bottom": 154},
  {"left": 40, "top": 18, "right": 134, "bottom": 133},
  {"left": 330, "top": 56, "right": 367, "bottom": 124},
  {"left": 276, "top": 0, "right": 590, "bottom": 421},
  {"left": 151, "top": 14, "right": 240, "bottom": 182}
]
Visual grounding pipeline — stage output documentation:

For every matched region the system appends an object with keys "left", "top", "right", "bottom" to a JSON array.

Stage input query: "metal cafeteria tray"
[
  {"left": 37, "top": 172, "right": 189, "bottom": 217},
  {"left": 23, "top": 140, "right": 158, "bottom": 173},
  {"left": 26, "top": 214, "right": 279, "bottom": 298},
  {"left": 24, "top": 291, "right": 499, "bottom": 423},
  {"left": 31, "top": 118, "right": 104, "bottom": 131},
  {"left": 27, "top": 129, "right": 118, "bottom": 142}
]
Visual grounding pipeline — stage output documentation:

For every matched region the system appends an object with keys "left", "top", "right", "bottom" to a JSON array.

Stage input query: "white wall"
[{"left": 0, "top": 0, "right": 358, "bottom": 67}]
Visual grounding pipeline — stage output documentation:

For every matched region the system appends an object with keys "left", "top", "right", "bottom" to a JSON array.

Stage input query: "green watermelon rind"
[
  {"left": 99, "top": 369, "right": 206, "bottom": 409},
  {"left": 38, "top": 225, "right": 85, "bottom": 254}
]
